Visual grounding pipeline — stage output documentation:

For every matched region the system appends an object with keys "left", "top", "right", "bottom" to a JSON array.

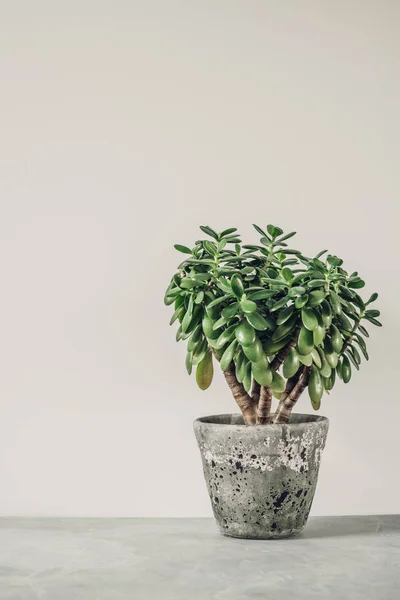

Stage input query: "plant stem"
[
  {"left": 256, "top": 386, "right": 272, "bottom": 424},
  {"left": 250, "top": 380, "right": 261, "bottom": 404},
  {"left": 272, "top": 366, "right": 311, "bottom": 424},
  {"left": 210, "top": 347, "right": 257, "bottom": 424}
]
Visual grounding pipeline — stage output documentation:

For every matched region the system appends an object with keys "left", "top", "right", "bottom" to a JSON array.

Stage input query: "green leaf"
[
  {"left": 207, "top": 295, "right": 230, "bottom": 309},
  {"left": 365, "top": 309, "right": 380, "bottom": 318},
  {"left": 220, "top": 340, "right": 238, "bottom": 371},
  {"left": 301, "top": 308, "right": 318, "bottom": 331},
  {"left": 243, "top": 338, "right": 263, "bottom": 362},
  {"left": 311, "top": 348, "right": 322, "bottom": 369},
  {"left": 350, "top": 344, "right": 361, "bottom": 365},
  {"left": 346, "top": 349, "right": 360, "bottom": 370},
  {"left": 240, "top": 298, "right": 257, "bottom": 313},
  {"left": 269, "top": 296, "right": 289, "bottom": 312},
  {"left": 203, "top": 240, "right": 217, "bottom": 256},
  {"left": 267, "top": 224, "right": 283, "bottom": 238},
  {"left": 364, "top": 315, "right": 382, "bottom": 327},
  {"left": 220, "top": 227, "right": 238, "bottom": 238},
  {"left": 231, "top": 274, "right": 244, "bottom": 298},
  {"left": 264, "top": 334, "right": 292, "bottom": 355},
  {"left": 354, "top": 333, "right": 369, "bottom": 359},
  {"left": 288, "top": 286, "right": 306, "bottom": 297},
  {"left": 329, "top": 290, "right": 342, "bottom": 315},
  {"left": 281, "top": 249, "right": 301, "bottom": 255},
  {"left": 348, "top": 279, "right": 365, "bottom": 289},
  {"left": 188, "top": 329, "right": 201, "bottom": 352},
  {"left": 260, "top": 236, "right": 271, "bottom": 246},
  {"left": 283, "top": 348, "right": 300, "bottom": 378},
  {"left": 323, "top": 338, "right": 339, "bottom": 368},
  {"left": 271, "top": 314, "right": 297, "bottom": 342},
  {"left": 276, "top": 305, "right": 295, "bottom": 325},
  {"left": 217, "top": 239, "right": 227, "bottom": 252},
  {"left": 321, "top": 300, "right": 333, "bottom": 327},
  {"left": 213, "top": 316, "right": 227, "bottom": 330},
  {"left": 215, "top": 325, "right": 237, "bottom": 350},
  {"left": 199, "top": 225, "right": 218, "bottom": 240},
  {"left": 222, "top": 302, "right": 240, "bottom": 320},
  {"left": 252, "top": 224, "right": 269, "bottom": 238},
  {"left": 260, "top": 277, "right": 287, "bottom": 287},
  {"left": 324, "top": 369, "right": 336, "bottom": 391},
  {"left": 235, "top": 320, "right": 256, "bottom": 346},
  {"left": 192, "top": 338, "right": 208, "bottom": 364},
  {"left": 169, "top": 306, "right": 184, "bottom": 325},
  {"left": 252, "top": 358, "right": 273, "bottom": 387},
  {"left": 342, "top": 355, "right": 352, "bottom": 383},
  {"left": 276, "top": 231, "right": 296, "bottom": 243},
  {"left": 318, "top": 348, "right": 332, "bottom": 378},
  {"left": 185, "top": 351, "right": 193, "bottom": 375},
  {"left": 192, "top": 273, "right": 212, "bottom": 284},
  {"left": 327, "top": 254, "right": 342, "bottom": 267},
  {"left": 247, "top": 290, "right": 276, "bottom": 300},
  {"left": 181, "top": 296, "right": 194, "bottom": 333},
  {"left": 164, "top": 289, "right": 181, "bottom": 305},
  {"left": 297, "top": 326, "right": 314, "bottom": 355},
  {"left": 330, "top": 324, "right": 343, "bottom": 353},
  {"left": 366, "top": 292, "right": 378, "bottom": 305},
  {"left": 295, "top": 294, "right": 309, "bottom": 309},
  {"left": 196, "top": 351, "right": 214, "bottom": 389},
  {"left": 202, "top": 313, "right": 219, "bottom": 340},
  {"left": 309, "top": 365, "right": 323, "bottom": 410},
  {"left": 235, "top": 352, "right": 246, "bottom": 383},
  {"left": 307, "top": 279, "right": 325, "bottom": 289},
  {"left": 174, "top": 244, "right": 192, "bottom": 254},
  {"left": 205, "top": 302, "right": 220, "bottom": 320},
  {"left": 298, "top": 352, "right": 313, "bottom": 366},
  {"left": 245, "top": 311, "right": 270, "bottom": 331},
  {"left": 307, "top": 290, "right": 325, "bottom": 307},
  {"left": 180, "top": 278, "right": 197, "bottom": 289},
  {"left": 311, "top": 258, "right": 327, "bottom": 271},
  {"left": 281, "top": 267, "right": 293, "bottom": 282},
  {"left": 183, "top": 258, "right": 215, "bottom": 266},
  {"left": 337, "top": 312, "right": 353, "bottom": 331},
  {"left": 271, "top": 371, "right": 285, "bottom": 393},
  {"left": 358, "top": 325, "right": 369, "bottom": 337},
  {"left": 195, "top": 291, "right": 204, "bottom": 304},
  {"left": 224, "top": 236, "right": 242, "bottom": 244},
  {"left": 336, "top": 359, "right": 343, "bottom": 380},
  {"left": 243, "top": 361, "right": 252, "bottom": 392}
]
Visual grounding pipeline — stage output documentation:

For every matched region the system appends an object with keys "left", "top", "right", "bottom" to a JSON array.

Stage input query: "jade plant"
[{"left": 164, "top": 225, "right": 381, "bottom": 425}]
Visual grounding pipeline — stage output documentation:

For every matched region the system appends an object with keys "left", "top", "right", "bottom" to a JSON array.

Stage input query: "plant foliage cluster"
[{"left": 165, "top": 224, "right": 381, "bottom": 417}]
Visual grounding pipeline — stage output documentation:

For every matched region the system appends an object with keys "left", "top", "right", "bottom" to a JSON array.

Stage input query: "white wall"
[{"left": 0, "top": 0, "right": 399, "bottom": 517}]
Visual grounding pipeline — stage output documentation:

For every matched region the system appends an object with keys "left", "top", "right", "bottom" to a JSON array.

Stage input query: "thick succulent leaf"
[{"left": 196, "top": 351, "right": 214, "bottom": 389}]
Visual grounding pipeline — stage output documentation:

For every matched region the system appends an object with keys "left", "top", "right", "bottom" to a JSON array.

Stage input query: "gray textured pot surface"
[{"left": 194, "top": 413, "right": 329, "bottom": 539}]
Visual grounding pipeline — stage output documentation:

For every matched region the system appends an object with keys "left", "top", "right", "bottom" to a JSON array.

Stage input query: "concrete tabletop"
[{"left": 0, "top": 516, "right": 399, "bottom": 599}]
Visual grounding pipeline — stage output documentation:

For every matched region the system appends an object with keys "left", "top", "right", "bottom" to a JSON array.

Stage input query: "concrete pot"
[{"left": 194, "top": 413, "right": 329, "bottom": 539}]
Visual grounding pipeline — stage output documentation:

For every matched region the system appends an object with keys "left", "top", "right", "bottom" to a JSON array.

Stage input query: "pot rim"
[{"left": 194, "top": 412, "right": 329, "bottom": 428}]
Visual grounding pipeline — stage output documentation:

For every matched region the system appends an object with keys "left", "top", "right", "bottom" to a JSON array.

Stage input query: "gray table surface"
[{"left": 0, "top": 516, "right": 399, "bottom": 599}]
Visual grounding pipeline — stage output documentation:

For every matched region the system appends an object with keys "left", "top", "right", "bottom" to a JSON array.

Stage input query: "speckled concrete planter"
[{"left": 194, "top": 413, "right": 329, "bottom": 539}]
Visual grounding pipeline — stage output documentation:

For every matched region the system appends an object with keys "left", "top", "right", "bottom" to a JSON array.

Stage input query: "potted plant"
[{"left": 165, "top": 224, "right": 381, "bottom": 539}]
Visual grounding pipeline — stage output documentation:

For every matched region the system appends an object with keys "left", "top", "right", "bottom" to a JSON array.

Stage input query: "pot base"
[{"left": 221, "top": 527, "right": 304, "bottom": 540}]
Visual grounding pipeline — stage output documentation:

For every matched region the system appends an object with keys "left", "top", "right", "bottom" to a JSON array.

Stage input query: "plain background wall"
[{"left": 0, "top": 0, "right": 399, "bottom": 517}]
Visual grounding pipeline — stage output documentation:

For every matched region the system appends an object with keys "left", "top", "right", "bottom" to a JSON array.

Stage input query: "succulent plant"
[{"left": 165, "top": 224, "right": 381, "bottom": 424}]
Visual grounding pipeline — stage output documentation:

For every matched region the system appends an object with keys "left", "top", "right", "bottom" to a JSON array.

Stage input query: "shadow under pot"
[{"left": 194, "top": 413, "right": 329, "bottom": 539}]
